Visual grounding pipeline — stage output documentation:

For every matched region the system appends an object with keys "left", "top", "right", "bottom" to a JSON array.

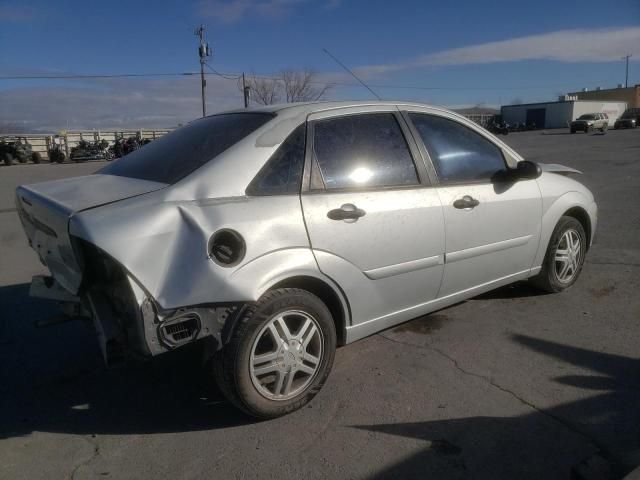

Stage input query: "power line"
[
  {"left": 0, "top": 72, "right": 197, "bottom": 80},
  {"left": 0, "top": 71, "right": 621, "bottom": 92},
  {"left": 204, "top": 63, "right": 240, "bottom": 80}
]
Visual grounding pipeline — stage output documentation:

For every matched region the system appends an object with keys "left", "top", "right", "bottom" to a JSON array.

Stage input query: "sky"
[{"left": 0, "top": 0, "right": 639, "bottom": 131}]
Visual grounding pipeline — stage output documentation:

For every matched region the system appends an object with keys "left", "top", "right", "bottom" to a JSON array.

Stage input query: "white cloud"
[
  {"left": 0, "top": 4, "right": 38, "bottom": 22},
  {"left": 197, "top": 0, "right": 309, "bottom": 23},
  {"left": 0, "top": 74, "right": 244, "bottom": 131},
  {"left": 355, "top": 27, "right": 640, "bottom": 77},
  {"left": 196, "top": 0, "right": 341, "bottom": 22},
  {"left": 325, "top": 0, "right": 342, "bottom": 9}
]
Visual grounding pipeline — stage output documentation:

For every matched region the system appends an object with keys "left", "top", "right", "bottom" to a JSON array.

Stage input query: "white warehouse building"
[{"left": 501, "top": 97, "right": 627, "bottom": 129}]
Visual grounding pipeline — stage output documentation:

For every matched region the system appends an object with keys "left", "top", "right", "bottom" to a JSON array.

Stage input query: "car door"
[
  {"left": 404, "top": 109, "right": 542, "bottom": 298},
  {"left": 301, "top": 106, "right": 445, "bottom": 332}
]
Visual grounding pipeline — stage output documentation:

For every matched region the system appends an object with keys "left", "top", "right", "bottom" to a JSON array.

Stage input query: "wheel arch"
[
  {"left": 268, "top": 275, "right": 349, "bottom": 346},
  {"left": 532, "top": 190, "right": 594, "bottom": 269},
  {"left": 562, "top": 206, "right": 592, "bottom": 248}
]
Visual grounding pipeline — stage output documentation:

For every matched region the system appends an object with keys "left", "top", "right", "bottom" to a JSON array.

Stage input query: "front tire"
[
  {"left": 531, "top": 216, "right": 587, "bottom": 293},
  {"left": 213, "top": 288, "right": 337, "bottom": 419}
]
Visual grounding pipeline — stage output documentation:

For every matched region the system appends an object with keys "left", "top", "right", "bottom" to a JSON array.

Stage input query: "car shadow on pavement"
[
  {"left": 542, "top": 130, "right": 573, "bottom": 135},
  {"left": 0, "top": 283, "right": 251, "bottom": 439},
  {"left": 473, "top": 281, "right": 550, "bottom": 300},
  {"left": 353, "top": 334, "right": 640, "bottom": 480}
]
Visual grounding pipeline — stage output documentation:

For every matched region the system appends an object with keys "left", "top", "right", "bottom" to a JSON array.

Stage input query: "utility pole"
[
  {"left": 242, "top": 72, "right": 250, "bottom": 108},
  {"left": 194, "top": 25, "right": 212, "bottom": 117},
  {"left": 622, "top": 54, "right": 632, "bottom": 88}
]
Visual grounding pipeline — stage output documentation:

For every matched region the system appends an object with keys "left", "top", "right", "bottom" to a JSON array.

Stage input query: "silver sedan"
[{"left": 16, "top": 101, "right": 597, "bottom": 418}]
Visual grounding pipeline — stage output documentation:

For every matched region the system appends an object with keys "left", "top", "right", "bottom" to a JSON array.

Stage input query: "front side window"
[
  {"left": 100, "top": 113, "right": 274, "bottom": 184},
  {"left": 408, "top": 113, "right": 507, "bottom": 184},
  {"left": 312, "top": 113, "right": 418, "bottom": 190},
  {"left": 246, "top": 124, "right": 306, "bottom": 195}
]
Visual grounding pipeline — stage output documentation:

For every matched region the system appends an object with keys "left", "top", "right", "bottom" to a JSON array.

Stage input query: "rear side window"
[
  {"left": 100, "top": 113, "right": 273, "bottom": 184},
  {"left": 312, "top": 113, "right": 418, "bottom": 190},
  {"left": 409, "top": 113, "right": 506, "bottom": 183},
  {"left": 246, "top": 124, "right": 306, "bottom": 195}
]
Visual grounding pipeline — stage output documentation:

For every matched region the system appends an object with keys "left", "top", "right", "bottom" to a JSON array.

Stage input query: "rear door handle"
[
  {"left": 327, "top": 204, "right": 366, "bottom": 222},
  {"left": 453, "top": 195, "right": 480, "bottom": 209}
]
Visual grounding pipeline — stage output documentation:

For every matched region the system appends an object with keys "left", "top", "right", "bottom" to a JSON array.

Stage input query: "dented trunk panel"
[
  {"left": 16, "top": 174, "right": 167, "bottom": 293},
  {"left": 69, "top": 193, "right": 312, "bottom": 309}
]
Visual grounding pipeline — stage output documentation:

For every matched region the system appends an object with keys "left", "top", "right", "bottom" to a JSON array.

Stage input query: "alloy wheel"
[
  {"left": 249, "top": 310, "right": 323, "bottom": 401},
  {"left": 554, "top": 229, "right": 582, "bottom": 283}
]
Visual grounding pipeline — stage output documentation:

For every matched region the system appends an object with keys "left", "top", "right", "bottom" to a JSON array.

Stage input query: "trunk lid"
[{"left": 16, "top": 174, "right": 167, "bottom": 294}]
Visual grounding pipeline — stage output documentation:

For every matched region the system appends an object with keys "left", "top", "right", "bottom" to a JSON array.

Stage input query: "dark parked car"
[{"left": 614, "top": 108, "right": 639, "bottom": 129}]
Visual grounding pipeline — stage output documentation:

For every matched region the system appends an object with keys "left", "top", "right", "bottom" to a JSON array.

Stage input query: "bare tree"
[
  {"left": 241, "top": 69, "right": 331, "bottom": 105},
  {"left": 244, "top": 75, "right": 281, "bottom": 105},
  {"left": 282, "top": 69, "right": 331, "bottom": 103}
]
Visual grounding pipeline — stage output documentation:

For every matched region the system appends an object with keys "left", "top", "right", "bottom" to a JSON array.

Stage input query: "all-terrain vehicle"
[
  {"left": 0, "top": 138, "right": 42, "bottom": 166},
  {"left": 48, "top": 142, "right": 66, "bottom": 164}
]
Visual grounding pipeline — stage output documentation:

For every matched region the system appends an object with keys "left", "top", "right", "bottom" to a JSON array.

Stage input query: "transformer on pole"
[{"left": 194, "top": 25, "right": 212, "bottom": 117}]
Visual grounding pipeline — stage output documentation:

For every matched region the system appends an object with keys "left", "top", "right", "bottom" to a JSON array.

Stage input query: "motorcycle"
[{"left": 70, "top": 139, "right": 111, "bottom": 162}]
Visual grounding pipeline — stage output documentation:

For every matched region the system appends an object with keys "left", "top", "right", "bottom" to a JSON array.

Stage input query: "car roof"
[{"left": 219, "top": 100, "right": 454, "bottom": 117}]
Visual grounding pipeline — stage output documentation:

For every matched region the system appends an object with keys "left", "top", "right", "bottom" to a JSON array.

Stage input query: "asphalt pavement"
[{"left": 0, "top": 129, "right": 638, "bottom": 480}]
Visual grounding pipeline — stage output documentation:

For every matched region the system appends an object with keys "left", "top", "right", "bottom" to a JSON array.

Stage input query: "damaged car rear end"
[
  {"left": 16, "top": 111, "right": 279, "bottom": 367},
  {"left": 15, "top": 172, "right": 229, "bottom": 366}
]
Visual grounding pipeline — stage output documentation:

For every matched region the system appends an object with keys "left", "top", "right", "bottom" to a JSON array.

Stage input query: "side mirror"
[{"left": 513, "top": 160, "right": 542, "bottom": 180}]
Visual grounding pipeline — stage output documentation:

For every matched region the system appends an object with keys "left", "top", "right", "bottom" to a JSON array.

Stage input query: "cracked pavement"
[{"left": 0, "top": 129, "right": 639, "bottom": 479}]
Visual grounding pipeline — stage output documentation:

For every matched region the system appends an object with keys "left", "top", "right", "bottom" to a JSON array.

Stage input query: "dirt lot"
[{"left": 0, "top": 129, "right": 639, "bottom": 480}]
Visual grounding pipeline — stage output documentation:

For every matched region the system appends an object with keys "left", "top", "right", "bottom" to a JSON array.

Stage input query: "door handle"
[
  {"left": 453, "top": 195, "right": 480, "bottom": 209},
  {"left": 327, "top": 204, "right": 366, "bottom": 222}
]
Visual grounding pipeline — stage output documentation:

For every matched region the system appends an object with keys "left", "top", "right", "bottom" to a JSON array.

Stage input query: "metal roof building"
[{"left": 501, "top": 98, "right": 628, "bottom": 129}]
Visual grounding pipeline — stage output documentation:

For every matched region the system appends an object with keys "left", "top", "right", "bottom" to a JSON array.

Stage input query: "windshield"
[
  {"left": 100, "top": 113, "right": 274, "bottom": 184},
  {"left": 578, "top": 114, "right": 596, "bottom": 120}
]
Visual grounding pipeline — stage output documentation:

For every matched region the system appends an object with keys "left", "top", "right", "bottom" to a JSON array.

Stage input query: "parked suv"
[
  {"left": 614, "top": 108, "right": 639, "bottom": 129},
  {"left": 16, "top": 101, "right": 598, "bottom": 418},
  {"left": 570, "top": 113, "right": 608, "bottom": 133}
]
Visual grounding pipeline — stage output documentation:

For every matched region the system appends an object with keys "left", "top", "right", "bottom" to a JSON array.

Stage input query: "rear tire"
[
  {"left": 50, "top": 150, "right": 65, "bottom": 163},
  {"left": 31, "top": 152, "right": 42, "bottom": 164},
  {"left": 531, "top": 216, "right": 587, "bottom": 293},
  {"left": 213, "top": 288, "right": 336, "bottom": 419},
  {"left": 2, "top": 153, "right": 13, "bottom": 166}
]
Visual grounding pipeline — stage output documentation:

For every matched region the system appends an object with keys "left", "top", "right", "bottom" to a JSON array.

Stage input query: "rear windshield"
[
  {"left": 578, "top": 114, "right": 596, "bottom": 120},
  {"left": 100, "top": 113, "right": 274, "bottom": 184}
]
